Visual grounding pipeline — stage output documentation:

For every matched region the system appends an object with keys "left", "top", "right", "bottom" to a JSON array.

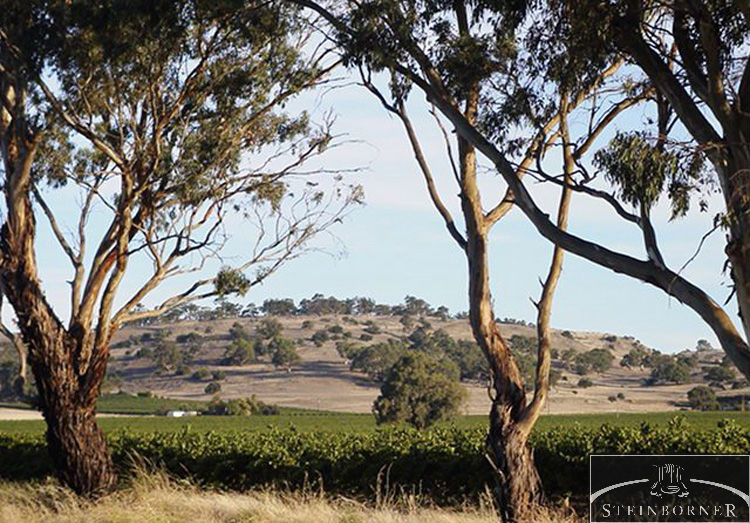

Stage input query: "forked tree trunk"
[
  {"left": 1, "top": 77, "right": 116, "bottom": 495},
  {"left": 464, "top": 209, "right": 543, "bottom": 522},
  {"left": 459, "top": 92, "right": 574, "bottom": 520},
  {"left": 484, "top": 331, "right": 544, "bottom": 523}
]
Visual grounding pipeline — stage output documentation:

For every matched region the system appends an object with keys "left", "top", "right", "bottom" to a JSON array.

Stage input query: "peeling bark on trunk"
[
  {"left": 474, "top": 284, "right": 544, "bottom": 523},
  {"left": 41, "top": 376, "right": 116, "bottom": 496},
  {"left": 0, "top": 77, "right": 116, "bottom": 497},
  {"left": 11, "top": 288, "right": 116, "bottom": 496},
  {"left": 488, "top": 399, "right": 543, "bottom": 523}
]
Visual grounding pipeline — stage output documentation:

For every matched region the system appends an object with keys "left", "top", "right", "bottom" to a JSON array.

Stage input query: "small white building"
[{"left": 165, "top": 410, "right": 199, "bottom": 417}]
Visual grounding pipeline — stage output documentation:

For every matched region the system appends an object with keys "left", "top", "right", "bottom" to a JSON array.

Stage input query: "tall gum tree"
[
  {"left": 299, "top": 2, "right": 646, "bottom": 520},
  {"left": 0, "top": 0, "right": 361, "bottom": 496},
  {"left": 299, "top": 0, "right": 750, "bottom": 387}
]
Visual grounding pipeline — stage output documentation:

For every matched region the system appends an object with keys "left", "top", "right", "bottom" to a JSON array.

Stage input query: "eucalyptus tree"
[
  {"left": 299, "top": 0, "right": 750, "bottom": 389},
  {"left": 296, "top": 1, "right": 645, "bottom": 520},
  {"left": 555, "top": 0, "right": 750, "bottom": 376},
  {"left": 0, "top": 0, "right": 360, "bottom": 496}
]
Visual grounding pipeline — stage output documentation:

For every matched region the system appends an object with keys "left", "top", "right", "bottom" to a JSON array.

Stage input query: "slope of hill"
[{"left": 102, "top": 315, "right": 745, "bottom": 415}]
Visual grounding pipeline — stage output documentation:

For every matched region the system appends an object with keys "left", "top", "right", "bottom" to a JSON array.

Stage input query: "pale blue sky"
[{"left": 26, "top": 76, "right": 739, "bottom": 354}]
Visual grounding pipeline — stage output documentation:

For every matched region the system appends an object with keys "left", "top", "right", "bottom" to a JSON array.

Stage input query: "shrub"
[
  {"left": 687, "top": 386, "right": 718, "bottom": 411},
  {"left": 704, "top": 365, "right": 736, "bottom": 383},
  {"left": 176, "top": 332, "right": 202, "bottom": 344},
  {"left": 363, "top": 324, "right": 381, "bottom": 335},
  {"left": 136, "top": 390, "right": 152, "bottom": 397},
  {"left": 192, "top": 368, "right": 211, "bottom": 381},
  {"left": 616, "top": 392, "right": 625, "bottom": 400},
  {"left": 335, "top": 341, "right": 361, "bottom": 360},
  {"left": 301, "top": 320, "right": 314, "bottom": 329},
  {"left": 311, "top": 330, "right": 329, "bottom": 347},
  {"left": 561, "top": 348, "right": 576, "bottom": 362},
  {"left": 359, "top": 333, "right": 373, "bottom": 341},
  {"left": 212, "top": 370, "right": 227, "bottom": 381},
  {"left": 204, "top": 395, "right": 278, "bottom": 416},
  {"left": 204, "top": 381, "right": 221, "bottom": 394},
  {"left": 328, "top": 324, "right": 343, "bottom": 334},
  {"left": 577, "top": 378, "right": 593, "bottom": 388},
  {"left": 373, "top": 352, "right": 466, "bottom": 429}
]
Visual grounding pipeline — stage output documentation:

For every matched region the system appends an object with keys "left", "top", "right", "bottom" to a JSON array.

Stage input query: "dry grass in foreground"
[{"left": 0, "top": 470, "right": 582, "bottom": 523}]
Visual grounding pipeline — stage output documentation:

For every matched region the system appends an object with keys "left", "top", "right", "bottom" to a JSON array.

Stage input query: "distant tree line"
[{"left": 129, "top": 293, "right": 543, "bottom": 327}]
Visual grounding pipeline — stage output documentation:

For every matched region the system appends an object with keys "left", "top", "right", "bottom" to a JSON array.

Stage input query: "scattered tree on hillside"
[
  {"left": 373, "top": 352, "right": 466, "bottom": 429},
  {"left": 311, "top": 329, "right": 329, "bottom": 347},
  {"left": 212, "top": 299, "right": 244, "bottom": 320},
  {"left": 687, "top": 386, "right": 718, "bottom": 411},
  {"left": 222, "top": 338, "right": 258, "bottom": 366},
  {"left": 192, "top": 368, "right": 211, "bottom": 381},
  {"left": 229, "top": 323, "right": 251, "bottom": 342},
  {"left": 270, "top": 338, "right": 301, "bottom": 370},
  {"left": 256, "top": 319, "right": 284, "bottom": 340},
  {"left": 399, "top": 315, "right": 415, "bottom": 332},
  {"left": 704, "top": 365, "right": 735, "bottom": 384},
  {"left": 153, "top": 340, "right": 182, "bottom": 372},
  {"left": 204, "top": 381, "right": 221, "bottom": 395},
  {"left": 590, "top": 349, "right": 615, "bottom": 373},
  {"left": 620, "top": 346, "right": 652, "bottom": 369},
  {"left": 650, "top": 355, "right": 691, "bottom": 384}
]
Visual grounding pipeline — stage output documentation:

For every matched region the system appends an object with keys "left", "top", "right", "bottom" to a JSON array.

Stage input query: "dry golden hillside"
[{"left": 100, "top": 314, "right": 744, "bottom": 415}]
